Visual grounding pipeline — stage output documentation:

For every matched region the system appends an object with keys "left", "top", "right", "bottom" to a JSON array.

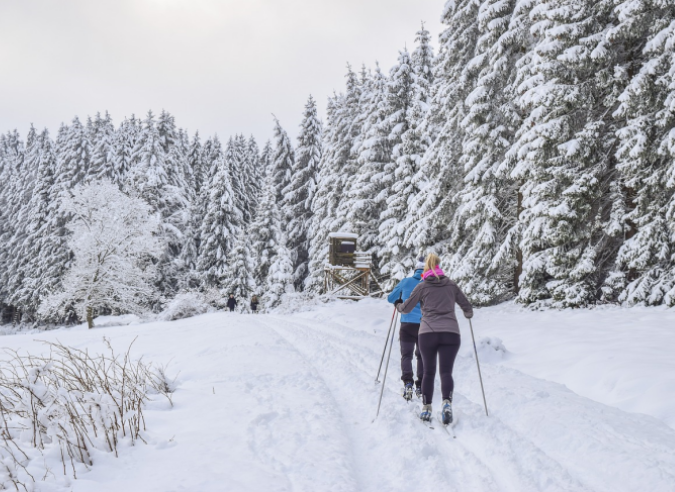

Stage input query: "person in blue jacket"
[{"left": 387, "top": 256, "right": 425, "bottom": 400}]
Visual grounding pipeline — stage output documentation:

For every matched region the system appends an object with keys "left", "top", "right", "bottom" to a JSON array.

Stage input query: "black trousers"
[
  {"left": 399, "top": 322, "right": 423, "bottom": 386},
  {"left": 419, "top": 332, "right": 461, "bottom": 404}
]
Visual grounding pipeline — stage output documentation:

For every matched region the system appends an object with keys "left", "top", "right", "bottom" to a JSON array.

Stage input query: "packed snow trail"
[{"left": 0, "top": 299, "right": 673, "bottom": 492}]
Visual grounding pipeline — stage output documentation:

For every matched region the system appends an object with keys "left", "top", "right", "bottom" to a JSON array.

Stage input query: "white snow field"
[{"left": 2, "top": 298, "right": 674, "bottom": 492}]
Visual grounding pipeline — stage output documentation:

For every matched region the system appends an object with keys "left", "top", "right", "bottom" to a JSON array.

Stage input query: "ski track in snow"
[
  {"left": 262, "top": 314, "right": 590, "bottom": 492},
  {"left": 1, "top": 300, "right": 674, "bottom": 492},
  {"left": 261, "top": 302, "right": 675, "bottom": 492}
]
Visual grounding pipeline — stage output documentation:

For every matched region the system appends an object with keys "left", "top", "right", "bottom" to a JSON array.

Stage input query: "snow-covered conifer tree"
[
  {"left": 113, "top": 115, "right": 141, "bottom": 184},
  {"left": 378, "top": 49, "right": 420, "bottom": 281},
  {"left": 222, "top": 233, "right": 255, "bottom": 306},
  {"left": 260, "top": 139, "right": 274, "bottom": 177},
  {"left": 505, "top": 1, "right": 626, "bottom": 306},
  {"left": 243, "top": 135, "right": 262, "bottom": 212},
  {"left": 283, "top": 95, "right": 322, "bottom": 289},
  {"left": 404, "top": 0, "right": 481, "bottom": 256},
  {"left": 271, "top": 118, "right": 295, "bottom": 203},
  {"left": 2, "top": 127, "right": 37, "bottom": 313},
  {"left": 306, "top": 68, "right": 363, "bottom": 291},
  {"left": 248, "top": 172, "right": 282, "bottom": 289},
  {"left": 57, "top": 117, "right": 91, "bottom": 187},
  {"left": 226, "top": 135, "right": 252, "bottom": 224},
  {"left": 344, "top": 64, "right": 392, "bottom": 254},
  {"left": 265, "top": 232, "right": 295, "bottom": 309},
  {"left": 0, "top": 130, "right": 26, "bottom": 320},
  {"left": 88, "top": 112, "right": 116, "bottom": 182},
  {"left": 14, "top": 131, "right": 70, "bottom": 316},
  {"left": 197, "top": 153, "right": 242, "bottom": 286},
  {"left": 607, "top": 3, "right": 675, "bottom": 305},
  {"left": 441, "top": 0, "right": 529, "bottom": 304}
]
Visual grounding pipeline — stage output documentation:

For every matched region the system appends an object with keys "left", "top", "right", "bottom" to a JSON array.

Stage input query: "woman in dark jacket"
[{"left": 395, "top": 253, "right": 473, "bottom": 425}]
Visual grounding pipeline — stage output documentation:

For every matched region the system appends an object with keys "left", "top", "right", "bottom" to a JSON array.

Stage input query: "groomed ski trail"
[
  {"left": 261, "top": 315, "right": 591, "bottom": 492},
  {"left": 260, "top": 302, "right": 675, "bottom": 492}
]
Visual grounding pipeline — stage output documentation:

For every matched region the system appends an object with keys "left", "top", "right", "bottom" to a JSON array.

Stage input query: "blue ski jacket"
[{"left": 387, "top": 270, "right": 423, "bottom": 324}]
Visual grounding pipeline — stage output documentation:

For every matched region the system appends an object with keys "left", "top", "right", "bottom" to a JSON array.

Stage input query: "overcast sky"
[{"left": 0, "top": 0, "right": 445, "bottom": 144}]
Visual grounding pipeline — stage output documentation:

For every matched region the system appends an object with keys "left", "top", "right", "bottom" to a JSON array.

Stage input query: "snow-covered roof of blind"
[{"left": 328, "top": 232, "right": 358, "bottom": 239}]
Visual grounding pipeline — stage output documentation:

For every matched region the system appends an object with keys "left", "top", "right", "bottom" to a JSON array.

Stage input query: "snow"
[
  {"left": 475, "top": 302, "right": 675, "bottom": 429},
  {"left": 0, "top": 298, "right": 673, "bottom": 491},
  {"left": 328, "top": 232, "right": 358, "bottom": 239}
]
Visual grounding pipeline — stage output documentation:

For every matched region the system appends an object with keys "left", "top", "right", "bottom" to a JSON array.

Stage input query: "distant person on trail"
[
  {"left": 395, "top": 253, "right": 473, "bottom": 426},
  {"left": 388, "top": 255, "right": 425, "bottom": 401},
  {"left": 250, "top": 295, "right": 260, "bottom": 313},
  {"left": 227, "top": 294, "right": 237, "bottom": 312}
]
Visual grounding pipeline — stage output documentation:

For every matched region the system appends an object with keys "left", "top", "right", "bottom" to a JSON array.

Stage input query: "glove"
[
  {"left": 464, "top": 312, "right": 473, "bottom": 319},
  {"left": 394, "top": 299, "right": 403, "bottom": 307}
]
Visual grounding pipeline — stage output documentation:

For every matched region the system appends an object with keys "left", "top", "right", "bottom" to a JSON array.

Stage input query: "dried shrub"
[{"left": 0, "top": 338, "right": 173, "bottom": 489}]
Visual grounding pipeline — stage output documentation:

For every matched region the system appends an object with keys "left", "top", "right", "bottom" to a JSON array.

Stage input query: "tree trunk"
[
  {"left": 514, "top": 185, "right": 524, "bottom": 294},
  {"left": 86, "top": 306, "right": 94, "bottom": 329}
]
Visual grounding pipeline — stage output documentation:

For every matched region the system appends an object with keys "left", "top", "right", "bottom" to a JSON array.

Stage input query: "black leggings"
[
  {"left": 419, "top": 332, "right": 461, "bottom": 405},
  {"left": 399, "top": 322, "right": 423, "bottom": 385}
]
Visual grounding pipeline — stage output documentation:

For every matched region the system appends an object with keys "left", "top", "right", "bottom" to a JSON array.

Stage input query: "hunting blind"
[{"left": 324, "top": 233, "right": 385, "bottom": 299}]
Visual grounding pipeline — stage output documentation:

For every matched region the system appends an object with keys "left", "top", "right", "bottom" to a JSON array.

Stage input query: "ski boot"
[
  {"left": 420, "top": 404, "right": 432, "bottom": 421},
  {"left": 402, "top": 381, "right": 414, "bottom": 401},
  {"left": 415, "top": 385, "right": 422, "bottom": 399},
  {"left": 441, "top": 398, "right": 453, "bottom": 426}
]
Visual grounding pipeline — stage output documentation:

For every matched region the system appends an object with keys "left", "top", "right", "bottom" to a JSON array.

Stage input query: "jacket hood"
[{"left": 425, "top": 275, "right": 450, "bottom": 286}]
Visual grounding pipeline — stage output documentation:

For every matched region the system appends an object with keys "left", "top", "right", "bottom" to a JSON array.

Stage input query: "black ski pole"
[
  {"left": 469, "top": 319, "right": 489, "bottom": 416},
  {"left": 375, "top": 306, "right": 398, "bottom": 383},
  {"left": 374, "top": 310, "right": 398, "bottom": 420}
]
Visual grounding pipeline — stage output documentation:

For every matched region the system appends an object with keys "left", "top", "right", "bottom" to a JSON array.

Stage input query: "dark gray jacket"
[{"left": 396, "top": 275, "right": 473, "bottom": 336}]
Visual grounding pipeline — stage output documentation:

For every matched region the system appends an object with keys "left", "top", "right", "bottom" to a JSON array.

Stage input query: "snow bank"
[
  {"left": 93, "top": 313, "right": 142, "bottom": 327},
  {"left": 462, "top": 335, "right": 508, "bottom": 363},
  {"left": 268, "top": 292, "right": 343, "bottom": 314},
  {"left": 475, "top": 302, "right": 675, "bottom": 428},
  {"left": 158, "top": 291, "right": 216, "bottom": 321}
]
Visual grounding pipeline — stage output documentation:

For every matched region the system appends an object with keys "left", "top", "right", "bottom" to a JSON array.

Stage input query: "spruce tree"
[
  {"left": 271, "top": 118, "right": 295, "bottom": 203},
  {"left": 440, "top": 0, "right": 528, "bottom": 304},
  {"left": 226, "top": 135, "right": 252, "bottom": 225},
  {"left": 3, "top": 127, "right": 37, "bottom": 313},
  {"left": 113, "top": 115, "right": 141, "bottom": 185},
  {"left": 378, "top": 49, "right": 419, "bottom": 281},
  {"left": 248, "top": 172, "right": 282, "bottom": 289},
  {"left": 306, "top": 68, "right": 363, "bottom": 292},
  {"left": 197, "top": 153, "right": 242, "bottom": 286},
  {"left": 346, "top": 64, "right": 392, "bottom": 254},
  {"left": 265, "top": 230, "right": 295, "bottom": 309},
  {"left": 283, "top": 95, "right": 322, "bottom": 289},
  {"left": 222, "top": 233, "right": 255, "bottom": 305},
  {"left": 506, "top": 0, "right": 622, "bottom": 307},
  {"left": 244, "top": 135, "right": 262, "bottom": 212},
  {"left": 607, "top": 2, "right": 675, "bottom": 305},
  {"left": 404, "top": 0, "right": 481, "bottom": 257},
  {"left": 88, "top": 112, "right": 116, "bottom": 182},
  {"left": 0, "top": 131, "right": 26, "bottom": 318},
  {"left": 15, "top": 131, "right": 68, "bottom": 316}
]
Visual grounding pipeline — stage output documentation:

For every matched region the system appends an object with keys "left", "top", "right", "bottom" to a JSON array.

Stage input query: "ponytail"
[{"left": 424, "top": 253, "right": 441, "bottom": 279}]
